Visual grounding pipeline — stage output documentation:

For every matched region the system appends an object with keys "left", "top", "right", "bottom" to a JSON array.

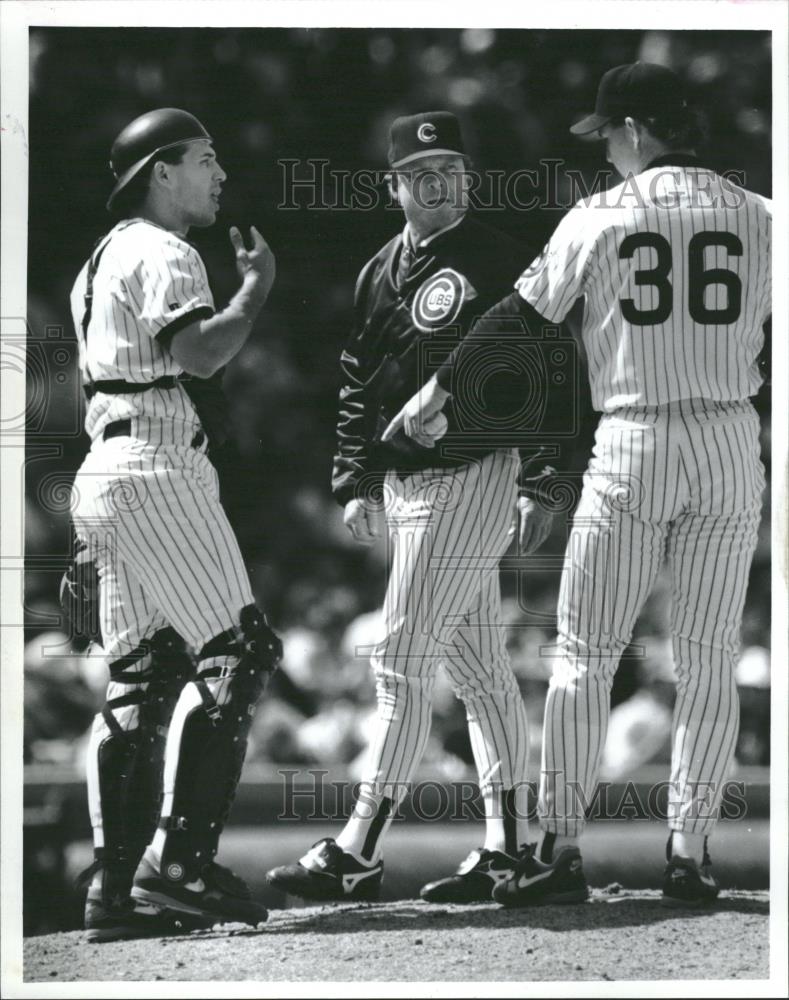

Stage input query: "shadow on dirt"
[{"left": 169, "top": 892, "right": 769, "bottom": 942}]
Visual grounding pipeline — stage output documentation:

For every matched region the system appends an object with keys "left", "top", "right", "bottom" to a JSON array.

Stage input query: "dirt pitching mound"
[{"left": 23, "top": 889, "right": 768, "bottom": 984}]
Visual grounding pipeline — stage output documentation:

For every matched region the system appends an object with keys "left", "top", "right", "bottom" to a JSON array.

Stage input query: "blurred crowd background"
[{"left": 24, "top": 27, "right": 772, "bottom": 784}]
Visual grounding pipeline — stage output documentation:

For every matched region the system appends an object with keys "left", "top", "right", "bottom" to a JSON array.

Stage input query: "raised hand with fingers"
[{"left": 229, "top": 225, "right": 276, "bottom": 300}]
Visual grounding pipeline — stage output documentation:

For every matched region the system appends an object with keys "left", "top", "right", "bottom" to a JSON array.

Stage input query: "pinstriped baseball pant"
[
  {"left": 72, "top": 436, "right": 254, "bottom": 661},
  {"left": 361, "top": 449, "right": 529, "bottom": 805},
  {"left": 540, "top": 398, "right": 765, "bottom": 836},
  {"left": 72, "top": 430, "right": 253, "bottom": 848},
  {"left": 71, "top": 434, "right": 254, "bottom": 847}
]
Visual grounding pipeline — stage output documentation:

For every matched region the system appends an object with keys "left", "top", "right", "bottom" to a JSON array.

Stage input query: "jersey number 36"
[{"left": 619, "top": 231, "right": 743, "bottom": 326}]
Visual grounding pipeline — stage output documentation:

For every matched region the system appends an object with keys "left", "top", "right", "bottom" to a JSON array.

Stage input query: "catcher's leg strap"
[
  {"left": 79, "top": 627, "right": 194, "bottom": 897},
  {"left": 158, "top": 605, "right": 282, "bottom": 882}
]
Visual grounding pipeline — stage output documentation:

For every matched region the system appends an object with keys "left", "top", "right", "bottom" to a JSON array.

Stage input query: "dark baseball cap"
[
  {"left": 107, "top": 108, "right": 211, "bottom": 211},
  {"left": 388, "top": 111, "right": 466, "bottom": 168},
  {"left": 570, "top": 62, "right": 687, "bottom": 137}
]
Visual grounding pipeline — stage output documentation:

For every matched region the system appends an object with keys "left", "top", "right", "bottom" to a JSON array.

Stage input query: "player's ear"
[
  {"left": 623, "top": 116, "right": 641, "bottom": 150},
  {"left": 150, "top": 159, "right": 172, "bottom": 190}
]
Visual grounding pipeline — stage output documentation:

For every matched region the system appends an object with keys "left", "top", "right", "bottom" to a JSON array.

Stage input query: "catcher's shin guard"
[
  {"left": 79, "top": 628, "right": 195, "bottom": 901},
  {"left": 156, "top": 605, "right": 282, "bottom": 882}
]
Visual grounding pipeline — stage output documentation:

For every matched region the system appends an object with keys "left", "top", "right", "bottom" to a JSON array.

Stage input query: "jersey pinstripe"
[
  {"left": 70, "top": 218, "right": 215, "bottom": 443},
  {"left": 68, "top": 215, "right": 253, "bottom": 656},
  {"left": 71, "top": 437, "right": 254, "bottom": 658},
  {"left": 331, "top": 214, "right": 536, "bottom": 865},
  {"left": 68, "top": 120, "right": 278, "bottom": 923},
  {"left": 343, "top": 449, "right": 531, "bottom": 858},
  {"left": 518, "top": 160, "right": 771, "bottom": 843},
  {"left": 516, "top": 168, "right": 771, "bottom": 411},
  {"left": 541, "top": 399, "right": 764, "bottom": 836}
]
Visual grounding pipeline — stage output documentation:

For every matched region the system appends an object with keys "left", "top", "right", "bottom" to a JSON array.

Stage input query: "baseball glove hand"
[{"left": 60, "top": 538, "right": 101, "bottom": 641}]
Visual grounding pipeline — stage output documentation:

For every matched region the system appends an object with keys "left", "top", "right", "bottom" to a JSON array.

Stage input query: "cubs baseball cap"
[
  {"left": 570, "top": 62, "right": 687, "bottom": 137},
  {"left": 388, "top": 111, "right": 466, "bottom": 168},
  {"left": 107, "top": 108, "right": 212, "bottom": 211}
]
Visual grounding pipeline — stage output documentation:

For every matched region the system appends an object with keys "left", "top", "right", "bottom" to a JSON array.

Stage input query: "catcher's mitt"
[{"left": 60, "top": 538, "right": 101, "bottom": 642}]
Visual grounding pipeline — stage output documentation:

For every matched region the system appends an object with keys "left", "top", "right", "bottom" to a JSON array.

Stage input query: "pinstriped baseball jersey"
[
  {"left": 523, "top": 154, "right": 771, "bottom": 842},
  {"left": 516, "top": 167, "right": 771, "bottom": 411},
  {"left": 70, "top": 218, "right": 215, "bottom": 443},
  {"left": 69, "top": 214, "right": 253, "bottom": 655}
]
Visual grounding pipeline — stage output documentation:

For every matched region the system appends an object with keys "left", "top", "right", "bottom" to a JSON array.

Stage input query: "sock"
[
  {"left": 89, "top": 828, "right": 105, "bottom": 893},
  {"left": 482, "top": 786, "right": 529, "bottom": 856},
  {"left": 671, "top": 830, "right": 706, "bottom": 865},
  {"left": 540, "top": 831, "right": 580, "bottom": 862},
  {"left": 335, "top": 790, "right": 395, "bottom": 865},
  {"left": 150, "top": 830, "right": 164, "bottom": 866}
]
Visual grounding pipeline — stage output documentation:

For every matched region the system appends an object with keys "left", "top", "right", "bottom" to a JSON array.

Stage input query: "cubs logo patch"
[
  {"left": 166, "top": 862, "right": 185, "bottom": 881},
  {"left": 411, "top": 269, "right": 470, "bottom": 332}
]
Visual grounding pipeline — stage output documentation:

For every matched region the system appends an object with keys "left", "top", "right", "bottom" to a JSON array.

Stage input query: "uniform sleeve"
[
  {"left": 70, "top": 264, "right": 90, "bottom": 379},
  {"left": 129, "top": 238, "right": 215, "bottom": 341},
  {"left": 515, "top": 204, "right": 594, "bottom": 323},
  {"left": 331, "top": 258, "right": 381, "bottom": 507},
  {"left": 433, "top": 288, "right": 578, "bottom": 480},
  {"left": 69, "top": 264, "right": 88, "bottom": 339},
  {"left": 760, "top": 198, "right": 772, "bottom": 327}
]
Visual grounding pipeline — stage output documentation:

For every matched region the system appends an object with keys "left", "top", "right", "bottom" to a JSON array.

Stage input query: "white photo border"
[{"left": 2, "top": 1, "right": 787, "bottom": 997}]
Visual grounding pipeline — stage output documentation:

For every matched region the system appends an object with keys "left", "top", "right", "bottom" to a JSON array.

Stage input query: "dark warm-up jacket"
[{"left": 332, "top": 212, "right": 563, "bottom": 506}]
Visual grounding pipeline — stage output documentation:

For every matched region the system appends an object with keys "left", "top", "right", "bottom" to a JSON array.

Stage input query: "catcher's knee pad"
[
  {"left": 81, "top": 628, "right": 194, "bottom": 896},
  {"left": 158, "top": 605, "right": 282, "bottom": 881}
]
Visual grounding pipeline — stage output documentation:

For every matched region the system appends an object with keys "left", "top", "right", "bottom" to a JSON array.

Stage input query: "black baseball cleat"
[
  {"left": 131, "top": 849, "right": 268, "bottom": 926},
  {"left": 420, "top": 848, "right": 518, "bottom": 903},
  {"left": 266, "top": 838, "right": 383, "bottom": 902},
  {"left": 84, "top": 888, "right": 213, "bottom": 943},
  {"left": 661, "top": 837, "right": 720, "bottom": 908},
  {"left": 492, "top": 843, "right": 589, "bottom": 907}
]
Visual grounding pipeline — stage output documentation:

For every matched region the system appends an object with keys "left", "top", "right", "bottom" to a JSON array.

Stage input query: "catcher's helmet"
[{"left": 106, "top": 108, "right": 212, "bottom": 211}]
